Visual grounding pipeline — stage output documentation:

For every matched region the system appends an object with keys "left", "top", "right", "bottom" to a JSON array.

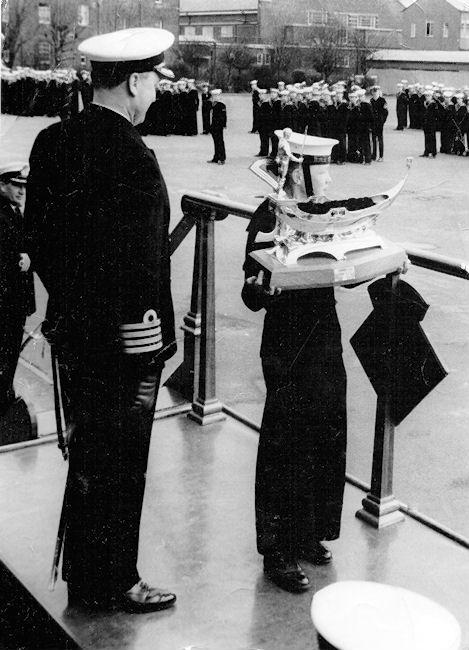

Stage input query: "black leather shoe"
[
  {"left": 263, "top": 553, "right": 310, "bottom": 592},
  {"left": 207, "top": 159, "right": 218, "bottom": 163},
  {"left": 299, "top": 541, "right": 332, "bottom": 565},
  {"left": 121, "top": 580, "right": 176, "bottom": 613}
]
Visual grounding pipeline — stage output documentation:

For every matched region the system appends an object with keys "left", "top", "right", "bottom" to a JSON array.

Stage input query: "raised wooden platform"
[{"left": 0, "top": 412, "right": 468, "bottom": 650}]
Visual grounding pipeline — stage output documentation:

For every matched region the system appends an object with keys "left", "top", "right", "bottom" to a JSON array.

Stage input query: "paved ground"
[{"left": 2, "top": 96, "right": 469, "bottom": 539}]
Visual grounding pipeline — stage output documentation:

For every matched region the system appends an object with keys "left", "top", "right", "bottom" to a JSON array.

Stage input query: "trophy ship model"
[{"left": 250, "top": 128, "right": 413, "bottom": 265}]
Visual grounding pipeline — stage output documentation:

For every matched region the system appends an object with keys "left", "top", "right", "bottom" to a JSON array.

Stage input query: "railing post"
[
  {"left": 356, "top": 271, "right": 405, "bottom": 528},
  {"left": 164, "top": 212, "right": 201, "bottom": 402},
  {"left": 188, "top": 208, "right": 225, "bottom": 425}
]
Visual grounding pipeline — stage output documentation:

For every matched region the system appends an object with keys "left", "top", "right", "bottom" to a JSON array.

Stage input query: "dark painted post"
[
  {"left": 188, "top": 208, "right": 225, "bottom": 425},
  {"left": 356, "top": 271, "right": 405, "bottom": 528}
]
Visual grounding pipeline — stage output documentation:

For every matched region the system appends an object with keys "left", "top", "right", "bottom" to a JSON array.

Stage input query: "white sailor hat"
[
  {"left": 270, "top": 87, "right": 279, "bottom": 94},
  {"left": 282, "top": 132, "right": 338, "bottom": 162},
  {"left": 78, "top": 27, "right": 175, "bottom": 79},
  {"left": 277, "top": 80, "right": 285, "bottom": 87},
  {"left": 0, "top": 161, "right": 29, "bottom": 184},
  {"left": 211, "top": 88, "right": 222, "bottom": 96},
  {"left": 424, "top": 89, "right": 434, "bottom": 96},
  {"left": 443, "top": 90, "right": 452, "bottom": 98},
  {"left": 455, "top": 91, "right": 465, "bottom": 99},
  {"left": 250, "top": 79, "right": 258, "bottom": 85},
  {"left": 279, "top": 89, "right": 289, "bottom": 97}
]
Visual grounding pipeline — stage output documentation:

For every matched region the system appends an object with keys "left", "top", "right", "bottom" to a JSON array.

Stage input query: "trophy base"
[
  {"left": 275, "top": 231, "right": 384, "bottom": 264},
  {"left": 250, "top": 238, "right": 407, "bottom": 290}
]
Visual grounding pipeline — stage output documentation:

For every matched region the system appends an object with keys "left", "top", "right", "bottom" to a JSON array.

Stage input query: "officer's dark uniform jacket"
[
  {"left": 25, "top": 104, "right": 176, "bottom": 362},
  {"left": 0, "top": 194, "right": 35, "bottom": 411},
  {"left": 242, "top": 201, "right": 346, "bottom": 556}
]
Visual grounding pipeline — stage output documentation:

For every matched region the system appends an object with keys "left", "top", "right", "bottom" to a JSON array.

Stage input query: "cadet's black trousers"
[
  {"left": 59, "top": 349, "right": 163, "bottom": 600},
  {"left": 0, "top": 313, "right": 25, "bottom": 412},
  {"left": 211, "top": 128, "right": 226, "bottom": 162},
  {"left": 372, "top": 127, "right": 384, "bottom": 159},
  {"left": 256, "top": 352, "right": 347, "bottom": 557}
]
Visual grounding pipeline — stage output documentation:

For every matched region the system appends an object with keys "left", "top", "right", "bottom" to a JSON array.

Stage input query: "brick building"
[
  {"left": 2, "top": 0, "right": 180, "bottom": 69},
  {"left": 401, "top": 0, "right": 469, "bottom": 50}
]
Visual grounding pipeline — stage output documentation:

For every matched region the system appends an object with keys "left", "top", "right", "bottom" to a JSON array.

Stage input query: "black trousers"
[
  {"left": 211, "top": 129, "right": 226, "bottom": 162},
  {"left": 202, "top": 107, "right": 211, "bottom": 133},
  {"left": 0, "top": 313, "right": 25, "bottom": 411},
  {"left": 256, "top": 352, "right": 347, "bottom": 557},
  {"left": 424, "top": 129, "right": 437, "bottom": 156},
  {"left": 331, "top": 133, "right": 347, "bottom": 163},
  {"left": 60, "top": 349, "right": 163, "bottom": 599},
  {"left": 372, "top": 127, "right": 384, "bottom": 159},
  {"left": 258, "top": 131, "right": 271, "bottom": 156}
]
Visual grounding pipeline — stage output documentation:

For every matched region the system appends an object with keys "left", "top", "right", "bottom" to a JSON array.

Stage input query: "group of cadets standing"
[
  {"left": 139, "top": 77, "right": 207, "bottom": 136},
  {"left": 1, "top": 67, "right": 93, "bottom": 118},
  {"left": 249, "top": 79, "right": 388, "bottom": 165},
  {"left": 395, "top": 80, "right": 469, "bottom": 158}
]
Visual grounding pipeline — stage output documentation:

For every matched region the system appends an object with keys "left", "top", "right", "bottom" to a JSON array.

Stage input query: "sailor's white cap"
[
  {"left": 455, "top": 91, "right": 465, "bottom": 99},
  {"left": 250, "top": 79, "right": 258, "bottom": 85},
  {"left": 443, "top": 90, "right": 452, "bottom": 98},
  {"left": 270, "top": 87, "right": 279, "bottom": 94},
  {"left": 78, "top": 27, "right": 175, "bottom": 79},
  {"left": 285, "top": 132, "right": 338, "bottom": 161},
  {"left": 211, "top": 88, "right": 222, "bottom": 96},
  {"left": 0, "top": 161, "right": 29, "bottom": 184}
]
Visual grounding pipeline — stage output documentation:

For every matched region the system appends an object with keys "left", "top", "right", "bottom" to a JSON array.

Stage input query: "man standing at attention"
[
  {"left": 207, "top": 89, "right": 227, "bottom": 164},
  {"left": 24, "top": 28, "right": 178, "bottom": 613}
]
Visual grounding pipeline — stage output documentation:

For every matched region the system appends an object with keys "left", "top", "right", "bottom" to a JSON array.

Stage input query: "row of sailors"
[
  {"left": 395, "top": 79, "right": 469, "bottom": 133},
  {"left": 1, "top": 67, "right": 92, "bottom": 118},
  {"left": 250, "top": 82, "right": 389, "bottom": 164}
]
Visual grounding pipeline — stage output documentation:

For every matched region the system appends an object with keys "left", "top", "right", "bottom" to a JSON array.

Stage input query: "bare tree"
[
  {"left": 40, "top": 1, "right": 86, "bottom": 67},
  {"left": 348, "top": 28, "right": 393, "bottom": 77},
  {"left": 178, "top": 42, "right": 212, "bottom": 79},
  {"left": 219, "top": 43, "right": 254, "bottom": 88},
  {"left": 306, "top": 21, "right": 347, "bottom": 82},
  {"left": 2, "top": 0, "right": 39, "bottom": 67}
]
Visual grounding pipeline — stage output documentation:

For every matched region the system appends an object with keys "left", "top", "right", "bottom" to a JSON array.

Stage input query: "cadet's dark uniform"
[
  {"left": 186, "top": 87, "right": 199, "bottom": 135},
  {"left": 251, "top": 87, "right": 260, "bottom": 132},
  {"left": 330, "top": 101, "right": 349, "bottom": 163},
  {"left": 422, "top": 99, "right": 439, "bottom": 157},
  {"left": 440, "top": 102, "right": 456, "bottom": 154},
  {"left": 201, "top": 88, "right": 212, "bottom": 134},
  {"left": 257, "top": 100, "right": 274, "bottom": 157},
  {"left": 242, "top": 203, "right": 347, "bottom": 560},
  {"left": 209, "top": 100, "right": 227, "bottom": 163},
  {"left": 370, "top": 95, "right": 388, "bottom": 160},
  {"left": 25, "top": 104, "right": 176, "bottom": 601},
  {"left": 0, "top": 195, "right": 35, "bottom": 414},
  {"left": 396, "top": 89, "right": 408, "bottom": 130}
]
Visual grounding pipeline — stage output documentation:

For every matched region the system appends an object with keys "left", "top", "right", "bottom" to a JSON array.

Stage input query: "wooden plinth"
[{"left": 250, "top": 239, "right": 407, "bottom": 290}]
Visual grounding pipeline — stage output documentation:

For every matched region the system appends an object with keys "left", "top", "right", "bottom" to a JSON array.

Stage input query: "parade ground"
[
  {"left": 2, "top": 94, "right": 469, "bottom": 543},
  {"left": 1, "top": 94, "right": 469, "bottom": 649}
]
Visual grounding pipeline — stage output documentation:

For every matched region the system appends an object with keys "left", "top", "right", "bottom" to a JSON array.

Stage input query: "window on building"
[
  {"left": 256, "top": 52, "right": 270, "bottom": 66},
  {"left": 443, "top": 22, "right": 449, "bottom": 38},
  {"left": 307, "top": 9, "right": 328, "bottom": 25},
  {"left": 184, "top": 25, "right": 196, "bottom": 36},
  {"left": 220, "top": 25, "right": 233, "bottom": 37},
  {"left": 38, "top": 3, "right": 51, "bottom": 25},
  {"left": 461, "top": 13, "right": 469, "bottom": 41},
  {"left": 341, "top": 53, "right": 350, "bottom": 68},
  {"left": 264, "top": 52, "right": 271, "bottom": 65},
  {"left": 154, "top": 0, "right": 162, "bottom": 4},
  {"left": 425, "top": 20, "right": 434, "bottom": 37},
  {"left": 410, "top": 23, "right": 416, "bottom": 38},
  {"left": 347, "top": 14, "right": 378, "bottom": 29},
  {"left": 202, "top": 26, "right": 213, "bottom": 39},
  {"left": 77, "top": 4, "right": 89, "bottom": 27},
  {"left": 38, "top": 41, "right": 51, "bottom": 64},
  {"left": 155, "top": 18, "right": 163, "bottom": 28}
]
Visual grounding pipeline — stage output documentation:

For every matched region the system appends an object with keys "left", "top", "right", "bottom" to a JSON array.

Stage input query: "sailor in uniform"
[
  {"left": 25, "top": 27, "right": 178, "bottom": 612},
  {"left": 207, "top": 89, "right": 227, "bottom": 164},
  {"left": 0, "top": 162, "right": 35, "bottom": 416},
  {"left": 242, "top": 136, "right": 347, "bottom": 593}
]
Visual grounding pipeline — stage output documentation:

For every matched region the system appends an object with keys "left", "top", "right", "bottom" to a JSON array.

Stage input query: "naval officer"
[{"left": 25, "top": 27, "right": 178, "bottom": 612}]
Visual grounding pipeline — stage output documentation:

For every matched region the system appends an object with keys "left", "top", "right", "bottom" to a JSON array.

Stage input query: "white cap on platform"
[
  {"left": 78, "top": 27, "right": 175, "bottom": 79},
  {"left": 312, "top": 581, "right": 461, "bottom": 650}
]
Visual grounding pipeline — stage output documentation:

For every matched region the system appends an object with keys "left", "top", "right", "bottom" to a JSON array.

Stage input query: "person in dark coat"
[
  {"left": 307, "top": 88, "right": 322, "bottom": 136},
  {"left": 370, "top": 85, "right": 388, "bottom": 161},
  {"left": 439, "top": 91, "right": 456, "bottom": 154},
  {"left": 24, "top": 28, "right": 178, "bottom": 613},
  {"left": 201, "top": 81, "right": 212, "bottom": 134},
  {"left": 256, "top": 90, "right": 274, "bottom": 157},
  {"left": 421, "top": 90, "right": 439, "bottom": 157},
  {"left": 186, "top": 79, "right": 199, "bottom": 135},
  {"left": 0, "top": 162, "right": 35, "bottom": 416},
  {"left": 159, "top": 79, "right": 173, "bottom": 135},
  {"left": 330, "top": 87, "right": 348, "bottom": 164},
  {"left": 395, "top": 82, "right": 408, "bottom": 130},
  {"left": 250, "top": 79, "right": 260, "bottom": 133},
  {"left": 270, "top": 88, "right": 282, "bottom": 159},
  {"left": 453, "top": 92, "right": 467, "bottom": 155},
  {"left": 241, "top": 137, "right": 347, "bottom": 593},
  {"left": 207, "top": 88, "right": 226, "bottom": 164}
]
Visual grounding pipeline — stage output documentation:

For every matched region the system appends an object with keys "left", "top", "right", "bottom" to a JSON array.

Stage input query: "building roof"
[
  {"left": 445, "top": 0, "right": 469, "bottom": 10},
  {"left": 401, "top": 0, "right": 469, "bottom": 9},
  {"left": 180, "top": 0, "right": 258, "bottom": 13},
  {"left": 371, "top": 48, "right": 469, "bottom": 63}
]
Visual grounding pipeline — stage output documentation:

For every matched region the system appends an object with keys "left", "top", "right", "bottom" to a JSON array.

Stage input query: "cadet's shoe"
[
  {"left": 299, "top": 541, "right": 332, "bottom": 565},
  {"left": 217, "top": 161, "right": 225, "bottom": 165},
  {"left": 263, "top": 552, "right": 310, "bottom": 593},
  {"left": 122, "top": 580, "right": 176, "bottom": 613},
  {"left": 207, "top": 159, "right": 218, "bottom": 163}
]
